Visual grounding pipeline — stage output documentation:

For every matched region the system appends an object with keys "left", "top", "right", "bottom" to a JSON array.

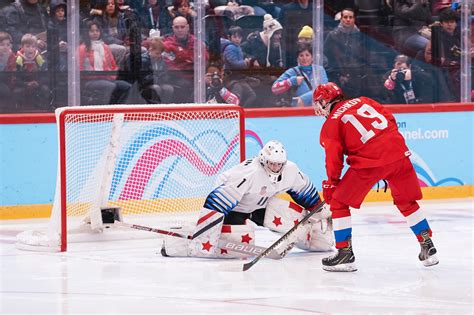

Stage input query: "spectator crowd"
[{"left": 0, "top": 0, "right": 472, "bottom": 112}]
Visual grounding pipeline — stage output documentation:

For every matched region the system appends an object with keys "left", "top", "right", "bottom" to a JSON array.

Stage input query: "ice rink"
[{"left": 1, "top": 198, "right": 473, "bottom": 314}]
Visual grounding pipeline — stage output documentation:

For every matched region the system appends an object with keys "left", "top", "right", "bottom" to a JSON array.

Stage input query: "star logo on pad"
[
  {"left": 241, "top": 233, "right": 252, "bottom": 244},
  {"left": 294, "top": 219, "right": 299, "bottom": 226},
  {"left": 220, "top": 248, "right": 228, "bottom": 255},
  {"left": 202, "top": 241, "right": 213, "bottom": 252},
  {"left": 273, "top": 216, "right": 282, "bottom": 227}
]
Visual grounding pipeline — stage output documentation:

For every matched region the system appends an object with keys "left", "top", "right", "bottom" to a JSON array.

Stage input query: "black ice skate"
[
  {"left": 322, "top": 239, "right": 357, "bottom": 272},
  {"left": 418, "top": 230, "right": 439, "bottom": 267}
]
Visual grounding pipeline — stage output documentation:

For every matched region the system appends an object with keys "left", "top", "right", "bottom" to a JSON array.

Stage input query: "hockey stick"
[
  {"left": 242, "top": 200, "right": 327, "bottom": 271},
  {"left": 114, "top": 221, "right": 284, "bottom": 259}
]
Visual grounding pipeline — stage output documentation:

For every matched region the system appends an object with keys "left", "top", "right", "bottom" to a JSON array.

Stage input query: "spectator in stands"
[
  {"left": 279, "top": 0, "right": 312, "bottom": 62},
  {"left": 47, "top": 0, "right": 68, "bottom": 71},
  {"left": 162, "top": 16, "right": 209, "bottom": 103},
  {"left": 239, "top": 0, "right": 281, "bottom": 18},
  {"left": 241, "top": 13, "right": 285, "bottom": 69},
  {"left": 141, "top": 0, "right": 170, "bottom": 38},
  {"left": 139, "top": 36, "right": 175, "bottom": 103},
  {"left": 79, "top": 20, "right": 132, "bottom": 104},
  {"left": 287, "top": 25, "right": 328, "bottom": 68},
  {"left": 0, "top": 31, "right": 17, "bottom": 113},
  {"left": 323, "top": 8, "right": 368, "bottom": 98},
  {"left": 45, "top": 0, "right": 68, "bottom": 107},
  {"left": 205, "top": 61, "right": 240, "bottom": 105},
  {"left": 163, "top": 0, "right": 196, "bottom": 36},
  {"left": 433, "top": 8, "right": 463, "bottom": 100},
  {"left": 431, "top": 0, "right": 451, "bottom": 16},
  {"left": 102, "top": 0, "right": 127, "bottom": 43},
  {"left": 220, "top": 26, "right": 257, "bottom": 107},
  {"left": 297, "top": 25, "right": 313, "bottom": 45},
  {"left": 210, "top": 0, "right": 255, "bottom": 20},
  {"left": 383, "top": 54, "right": 433, "bottom": 104},
  {"left": 13, "top": 33, "right": 49, "bottom": 111},
  {"left": 272, "top": 43, "right": 328, "bottom": 107},
  {"left": 280, "top": 0, "right": 311, "bottom": 25},
  {"left": 392, "top": 0, "right": 433, "bottom": 58},
  {"left": 221, "top": 26, "right": 251, "bottom": 71},
  {"left": 88, "top": 0, "right": 128, "bottom": 68},
  {"left": 413, "top": 40, "right": 456, "bottom": 102},
  {"left": 1, "top": 0, "right": 48, "bottom": 51}
]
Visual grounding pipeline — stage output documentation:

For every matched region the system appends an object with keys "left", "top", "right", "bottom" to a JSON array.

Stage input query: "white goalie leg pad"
[
  {"left": 161, "top": 227, "right": 193, "bottom": 257},
  {"left": 263, "top": 196, "right": 306, "bottom": 233},
  {"left": 188, "top": 208, "right": 225, "bottom": 258},
  {"left": 218, "top": 223, "right": 256, "bottom": 259},
  {"left": 295, "top": 218, "right": 335, "bottom": 252}
]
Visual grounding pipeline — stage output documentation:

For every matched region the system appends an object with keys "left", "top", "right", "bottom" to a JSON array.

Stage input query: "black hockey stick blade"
[{"left": 242, "top": 200, "right": 326, "bottom": 271}]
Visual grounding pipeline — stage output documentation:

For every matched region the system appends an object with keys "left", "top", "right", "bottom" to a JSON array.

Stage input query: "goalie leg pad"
[
  {"left": 263, "top": 196, "right": 305, "bottom": 233},
  {"left": 161, "top": 227, "right": 193, "bottom": 257},
  {"left": 161, "top": 224, "right": 257, "bottom": 259},
  {"left": 188, "top": 208, "right": 224, "bottom": 258},
  {"left": 218, "top": 223, "right": 256, "bottom": 259}
]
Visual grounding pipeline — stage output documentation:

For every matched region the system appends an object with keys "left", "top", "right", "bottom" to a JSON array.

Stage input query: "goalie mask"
[
  {"left": 312, "top": 82, "right": 343, "bottom": 118},
  {"left": 258, "top": 140, "right": 287, "bottom": 184}
]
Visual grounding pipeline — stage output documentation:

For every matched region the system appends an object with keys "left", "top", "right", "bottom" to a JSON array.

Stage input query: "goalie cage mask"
[{"left": 258, "top": 140, "right": 287, "bottom": 184}]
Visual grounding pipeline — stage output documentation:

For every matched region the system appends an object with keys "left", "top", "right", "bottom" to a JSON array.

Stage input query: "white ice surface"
[{"left": 1, "top": 198, "right": 473, "bottom": 314}]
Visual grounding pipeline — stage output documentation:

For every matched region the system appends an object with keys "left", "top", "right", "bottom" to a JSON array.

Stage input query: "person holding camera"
[
  {"left": 205, "top": 61, "right": 240, "bottom": 105},
  {"left": 383, "top": 54, "right": 431, "bottom": 104}
]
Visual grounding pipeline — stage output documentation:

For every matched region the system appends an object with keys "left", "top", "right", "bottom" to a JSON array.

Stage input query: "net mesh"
[{"left": 17, "top": 105, "right": 243, "bottom": 251}]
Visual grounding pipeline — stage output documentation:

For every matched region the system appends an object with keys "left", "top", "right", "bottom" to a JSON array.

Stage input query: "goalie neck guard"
[{"left": 258, "top": 140, "right": 287, "bottom": 184}]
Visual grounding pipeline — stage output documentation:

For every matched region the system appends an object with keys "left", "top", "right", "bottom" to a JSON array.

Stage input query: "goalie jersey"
[{"left": 203, "top": 157, "right": 321, "bottom": 215}]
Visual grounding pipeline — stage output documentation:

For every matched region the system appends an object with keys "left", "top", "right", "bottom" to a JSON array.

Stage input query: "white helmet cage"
[{"left": 258, "top": 140, "right": 287, "bottom": 183}]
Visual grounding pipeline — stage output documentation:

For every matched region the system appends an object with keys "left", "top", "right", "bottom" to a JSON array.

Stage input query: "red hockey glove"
[{"left": 322, "top": 180, "right": 337, "bottom": 203}]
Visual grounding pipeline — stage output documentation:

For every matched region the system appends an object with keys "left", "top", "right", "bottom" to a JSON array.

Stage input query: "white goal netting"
[{"left": 16, "top": 104, "right": 244, "bottom": 251}]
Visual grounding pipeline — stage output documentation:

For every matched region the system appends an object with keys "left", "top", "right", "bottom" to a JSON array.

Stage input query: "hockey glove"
[
  {"left": 322, "top": 180, "right": 337, "bottom": 203},
  {"left": 308, "top": 203, "right": 332, "bottom": 224}
]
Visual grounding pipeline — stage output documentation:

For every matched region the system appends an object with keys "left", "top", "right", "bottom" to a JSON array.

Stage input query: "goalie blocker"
[{"left": 161, "top": 197, "right": 334, "bottom": 258}]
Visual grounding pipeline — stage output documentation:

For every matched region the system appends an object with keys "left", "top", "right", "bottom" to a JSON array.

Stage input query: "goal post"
[{"left": 16, "top": 104, "right": 245, "bottom": 252}]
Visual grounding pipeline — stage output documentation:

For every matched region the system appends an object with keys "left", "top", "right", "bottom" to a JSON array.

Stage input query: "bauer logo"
[{"left": 224, "top": 243, "right": 263, "bottom": 255}]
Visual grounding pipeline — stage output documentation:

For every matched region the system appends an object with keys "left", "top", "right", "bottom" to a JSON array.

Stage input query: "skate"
[
  {"left": 418, "top": 230, "right": 439, "bottom": 267},
  {"left": 322, "top": 238, "right": 357, "bottom": 272}
]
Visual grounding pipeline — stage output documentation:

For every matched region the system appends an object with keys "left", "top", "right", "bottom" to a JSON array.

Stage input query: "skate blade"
[
  {"left": 422, "top": 254, "right": 439, "bottom": 267},
  {"left": 322, "top": 262, "right": 357, "bottom": 272}
]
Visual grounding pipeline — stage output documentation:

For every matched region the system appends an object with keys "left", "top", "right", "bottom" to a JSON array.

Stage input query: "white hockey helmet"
[{"left": 258, "top": 140, "right": 287, "bottom": 183}]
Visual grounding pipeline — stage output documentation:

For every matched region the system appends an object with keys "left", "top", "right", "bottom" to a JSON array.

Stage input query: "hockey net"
[{"left": 16, "top": 104, "right": 244, "bottom": 252}]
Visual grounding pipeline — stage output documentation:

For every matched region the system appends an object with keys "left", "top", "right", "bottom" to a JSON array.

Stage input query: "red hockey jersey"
[{"left": 320, "top": 96, "right": 410, "bottom": 183}]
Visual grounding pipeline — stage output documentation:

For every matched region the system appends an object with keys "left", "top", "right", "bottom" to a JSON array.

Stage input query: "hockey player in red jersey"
[{"left": 312, "top": 82, "right": 438, "bottom": 272}]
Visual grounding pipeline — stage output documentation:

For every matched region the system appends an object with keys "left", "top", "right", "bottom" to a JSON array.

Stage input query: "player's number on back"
[{"left": 341, "top": 104, "right": 388, "bottom": 143}]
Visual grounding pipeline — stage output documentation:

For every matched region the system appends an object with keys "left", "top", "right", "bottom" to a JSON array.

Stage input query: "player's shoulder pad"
[
  {"left": 281, "top": 160, "right": 301, "bottom": 179},
  {"left": 222, "top": 157, "right": 261, "bottom": 179}
]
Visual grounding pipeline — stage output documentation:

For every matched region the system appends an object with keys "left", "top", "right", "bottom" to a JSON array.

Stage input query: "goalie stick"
[
  {"left": 114, "top": 221, "right": 284, "bottom": 259},
  {"left": 242, "top": 200, "right": 327, "bottom": 272}
]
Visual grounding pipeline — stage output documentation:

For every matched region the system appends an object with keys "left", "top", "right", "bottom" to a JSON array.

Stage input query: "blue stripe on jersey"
[
  {"left": 287, "top": 182, "right": 321, "bottom": 209},
  {"left": 334, "top": 228, "right": 352, "bottom": 243},
  {"left": 203, "top": 187, "right": 238, "bottom": 216},
  {"left": 410, "top": 219, "right": 430, "bottom": 236}
]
